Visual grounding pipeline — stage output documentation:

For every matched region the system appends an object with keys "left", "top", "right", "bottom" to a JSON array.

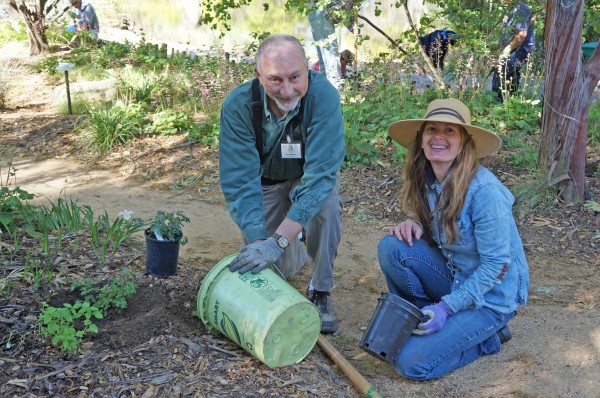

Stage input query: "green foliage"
[
  {"left": 22, "top": 254, "right": 54, "bottom": 291},
  {"left": 117, "top": 67, "right": 160, "bottom": 104},
  {"left": 38, "top": 301, "right": 103, "bottom": 355},
  {"left": 130, "top": 42, "right": 170, "bottom": 68},
  {"left": 0, "top": 161, "right": 36, "bottom": 236},
  {"left": 470, "top": 95, "right": 541, "bottom": 171},
  {"left": 91, "top": 210, "right": 147, "bottom": 258},
  {"left": 1, "top": 165, "right": 146, "bottom": 262},
  {"left": 583, "top": 1, "right": 600, "bottom": 44},
  {"left": 189, "top": 119, "right": 220, "bottom": 148},
  {"left": 33, "top": 56, "right": 61, "bottom": 74},
  {"left": 148, "top": 109, "right": 197, "bottom": 136},
  {"left": 84, "top": 101, "right": 148, "bottom": 153},
  {"left": 71, "top": 270, "right": 139, "bottom": 314},
  {"left": 0, "top": 20, "right": 27, "bottom": 45},
  {"left": 38, "top": 197, "right": 93, "bottom": 233},
  {"left": 149, "top": 210, "right": 190, "bottom": 245},
  {"left": 588, "top": 99, "right": 600, "bottom": 146}
]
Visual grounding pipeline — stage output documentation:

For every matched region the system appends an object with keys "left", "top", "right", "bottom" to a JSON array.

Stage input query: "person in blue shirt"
[
  {"left": 219, "top": 34, "right": 346, "bottom": 334},
  {"left": 377, "top": 98, "right": 529, "bottom": 379},
  {"left": 492, "top": 1, "right": 535, "bottom": 101},
  {"left": 67, "top": 0, "right": 99, "bottom": 38}
]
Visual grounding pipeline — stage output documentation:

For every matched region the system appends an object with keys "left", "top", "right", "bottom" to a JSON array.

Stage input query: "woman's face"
[{"left": 421, "top": 121, "right": 464, "bottom": 172}]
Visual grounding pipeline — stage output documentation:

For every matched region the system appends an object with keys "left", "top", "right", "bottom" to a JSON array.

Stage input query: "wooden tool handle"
[{"left": 317, "top": 335, "right": 384, "bottom": 398}]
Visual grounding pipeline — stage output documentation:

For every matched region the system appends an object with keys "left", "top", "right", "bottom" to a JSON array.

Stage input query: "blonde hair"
[{"left": 401, "top": 125, "right": 478, "bottom": 244}]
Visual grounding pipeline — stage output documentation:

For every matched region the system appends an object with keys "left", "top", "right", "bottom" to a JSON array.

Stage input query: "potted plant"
[{"left": 145, "top": 210, "right": 190, "bottom": 277}]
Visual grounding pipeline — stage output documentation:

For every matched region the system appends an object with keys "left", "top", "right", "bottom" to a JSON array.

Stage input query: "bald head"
[{"left": 256, "top": 34, "right": 307, "bottom": 73}]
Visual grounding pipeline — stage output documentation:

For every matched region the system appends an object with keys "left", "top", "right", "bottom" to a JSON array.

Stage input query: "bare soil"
[{"left": 1, "top": 48, "right": 600, "bottom": 398}]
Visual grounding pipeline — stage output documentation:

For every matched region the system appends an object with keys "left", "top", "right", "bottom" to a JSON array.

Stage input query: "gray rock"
[{"left": 52, "top": 78, "right": 116, "bottom": 107}]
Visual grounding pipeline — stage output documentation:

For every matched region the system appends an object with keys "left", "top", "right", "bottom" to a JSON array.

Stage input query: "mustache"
[{"left": 274, "top": 94, "right": 299, "bottom": 101}]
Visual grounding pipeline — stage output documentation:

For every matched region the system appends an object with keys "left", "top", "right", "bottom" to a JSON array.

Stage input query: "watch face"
[{"left": 278, "top": 236, "right": 289, "bottom": 248}]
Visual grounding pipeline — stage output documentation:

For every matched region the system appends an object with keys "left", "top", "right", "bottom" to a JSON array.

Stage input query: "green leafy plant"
[
  {"left": 148, "top": 210, "right": 190, "bottom": 245},
  {"left": 147, "top": 109, "right": 196, "bottom": 135},
  {"left": 0, "top": 161, "right": 36, "bottom": 235},
  {"left": 38, "top": 301, "right": 103, "bottom": 355},
  {"left": 71, "top": 270, "right": 139, "bottom": 314}
]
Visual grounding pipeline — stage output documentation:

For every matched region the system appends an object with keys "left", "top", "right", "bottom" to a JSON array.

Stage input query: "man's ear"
[{"left": 254, "top": 67, "right": 260, "bottom": 79}]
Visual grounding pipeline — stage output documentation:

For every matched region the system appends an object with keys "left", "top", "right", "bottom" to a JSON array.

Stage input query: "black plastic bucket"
[
  {"left": 359, "top": 292, "right": 423, "bottom": 365},
  {"left": 145, "top": 229, "right": 181, "bottom": 277}
]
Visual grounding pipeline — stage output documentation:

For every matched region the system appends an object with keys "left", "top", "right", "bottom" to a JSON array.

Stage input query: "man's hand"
[
  {"left": 413, "top": 301, "right": 454, "bottom": 335},
  {"left": 501, "top": 45, "right": 512, "bottom": 58},
  {"left": 229, "top": 239, "right": 284, "bottom": 274}
]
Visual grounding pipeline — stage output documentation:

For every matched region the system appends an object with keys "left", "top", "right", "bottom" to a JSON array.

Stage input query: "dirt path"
[{"left": 5, "top": 152, "right": 599, "bottom": 398}]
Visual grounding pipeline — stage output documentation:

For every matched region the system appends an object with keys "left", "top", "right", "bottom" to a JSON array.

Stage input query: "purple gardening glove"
[
  {"left": 413, "top": 301, "right": 454, "bottom": 335},
  {"left": 229, "top": 238, "right": 284, "bottom": 274}
]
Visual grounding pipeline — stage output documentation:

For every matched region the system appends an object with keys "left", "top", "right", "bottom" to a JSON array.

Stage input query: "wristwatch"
[{"left": 271, "top": 233, "right": 289, "bottom": 249}]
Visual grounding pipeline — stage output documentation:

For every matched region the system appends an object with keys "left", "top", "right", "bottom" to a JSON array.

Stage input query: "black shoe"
[
  {"left": 307, "top": 289, "right": 339, "bottom": 334},
  {"left": 497, "top": 325, "right": 512, "bottom": 344}
]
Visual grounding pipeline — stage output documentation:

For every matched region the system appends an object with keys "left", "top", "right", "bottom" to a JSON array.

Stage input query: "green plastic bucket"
[{"left": 197, "top": 254, "right": 321, "bottom": 368}]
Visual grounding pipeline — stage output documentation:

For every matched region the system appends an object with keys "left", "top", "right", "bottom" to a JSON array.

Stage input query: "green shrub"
[{"left": 84, "top": 101, "right": 148, "bottom": 153}]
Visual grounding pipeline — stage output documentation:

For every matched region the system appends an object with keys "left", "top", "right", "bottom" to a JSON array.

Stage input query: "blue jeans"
[{"left": 377, "top": 235, "right": 515, "bottom": 380}]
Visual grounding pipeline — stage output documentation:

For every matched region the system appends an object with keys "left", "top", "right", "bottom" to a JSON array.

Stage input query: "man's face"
[
  {"left": 72, "top": 0, "right": 82, "bottom": 10},
  {"left": 255, "top": 42, "right": 309, "bottom": 115}
]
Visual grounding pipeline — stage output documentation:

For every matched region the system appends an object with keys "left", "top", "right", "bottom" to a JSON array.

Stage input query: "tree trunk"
[
  {"left": 540, "top": 0, "right": 600, "bottom": 204},
  {"left": 9, "top": 0, "right": 50, "bottom": 56}
]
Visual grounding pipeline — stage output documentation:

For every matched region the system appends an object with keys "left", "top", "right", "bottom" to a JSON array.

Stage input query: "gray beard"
[{"left": 273, "top": 96, "right": 299, "bottom": 115}]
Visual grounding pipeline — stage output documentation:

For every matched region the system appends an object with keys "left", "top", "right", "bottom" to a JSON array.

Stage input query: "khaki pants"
[{"left": 258, "top": 175, "right": 342, "bottom": 291}]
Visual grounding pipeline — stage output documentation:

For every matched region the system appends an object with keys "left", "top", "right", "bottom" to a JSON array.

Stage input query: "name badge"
[{"left": 281, "top": 142, "right": 302, "bottom": 159}]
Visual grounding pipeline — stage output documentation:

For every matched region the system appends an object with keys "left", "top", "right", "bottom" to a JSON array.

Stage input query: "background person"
[
  {"left": 311, "top": 49, "right": 355, "bottom": 79},
  {"left": 308, "top": 0, "right": 355, "bottom": 88},
  {"left": 219, "top": 34, "right": 346, "bottom": 334},
  {"left": 419, "top": 29, "right": 459, "bottom": 71},
  {"left": 377, "top": 98, "right": 529, "bottom": 379},
  {"left": 491, "top": 1, "right": 535, "bottom": 102},
  {"left": 67, "top": 0, "right": 99, "bottom": 38}
]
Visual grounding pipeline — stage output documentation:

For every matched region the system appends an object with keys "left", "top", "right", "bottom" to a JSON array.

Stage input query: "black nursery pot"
[
  {"left": 359, "top": 292, "right": 423, "bottom": 365},
  {"left": 145, "top": 228, "right": 182, "bottom": 277}
]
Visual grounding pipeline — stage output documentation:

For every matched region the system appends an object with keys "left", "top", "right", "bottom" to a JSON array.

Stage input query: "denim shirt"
[
  {"left": 219, "top": 70, "right": 345, "bottom": 243},
  {"left": 428, "top": 166, "right": 529, "bottom": 314}
]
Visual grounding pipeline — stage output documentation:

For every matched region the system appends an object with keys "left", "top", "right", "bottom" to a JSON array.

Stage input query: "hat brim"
[{"left": 388, "top": 119, "right": 502, "bottom": 158}]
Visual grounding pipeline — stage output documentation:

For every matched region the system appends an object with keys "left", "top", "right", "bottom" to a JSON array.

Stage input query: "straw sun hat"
[{"left": 387, "top": 98, "right": 501, "bottom": 158}]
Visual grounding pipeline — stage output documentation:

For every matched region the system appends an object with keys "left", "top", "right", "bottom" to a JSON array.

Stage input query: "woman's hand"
[{"left": 389, "top": 219, "right": 423, "bottom": 246}]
